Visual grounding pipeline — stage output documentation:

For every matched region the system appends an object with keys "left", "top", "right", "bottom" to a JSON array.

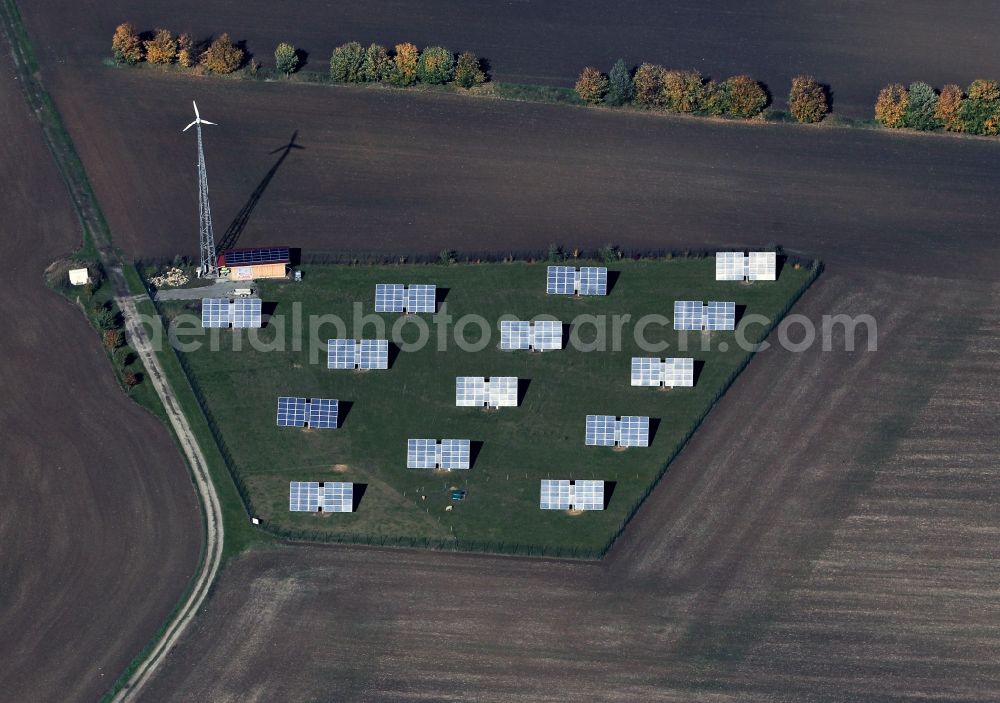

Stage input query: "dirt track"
[
  {"left": 23, "top": 0, "right": 1000, "bottom": 118},
  {"left": 0, "top": 45, "right": 199, "bottom": 702}
]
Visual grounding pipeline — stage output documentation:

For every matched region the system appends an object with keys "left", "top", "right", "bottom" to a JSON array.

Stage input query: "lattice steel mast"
[{"left": 183, "top": 101, "right": 218, "bottom": 277}]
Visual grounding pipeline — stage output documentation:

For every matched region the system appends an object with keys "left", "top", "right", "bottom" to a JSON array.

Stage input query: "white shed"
[{"left": 68, "top": 268, "right": 90, "bottom": 286}]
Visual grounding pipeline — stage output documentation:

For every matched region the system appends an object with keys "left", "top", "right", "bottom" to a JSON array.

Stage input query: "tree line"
[
  {"left": 875, "top": 80, "right": 1000, "bottom": 135},
  {"left": 576, "top": 59, "right": 829, "bottom": 123},
  {"left": 111, "top": 23, "right": 487, "bottom": 88}
]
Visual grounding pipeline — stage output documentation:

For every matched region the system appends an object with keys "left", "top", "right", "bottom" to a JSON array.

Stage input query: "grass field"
[{"left": 157, "top": 257, "right": 813, "bottom": 554}]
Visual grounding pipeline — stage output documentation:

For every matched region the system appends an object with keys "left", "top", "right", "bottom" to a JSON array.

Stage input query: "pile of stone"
[{"left": 149, "top": 267, "right": 190, "bottom": 288}]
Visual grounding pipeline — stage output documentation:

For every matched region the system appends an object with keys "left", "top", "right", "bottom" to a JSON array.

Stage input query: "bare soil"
[
  {"left": 140, "top": 273, "right": 1000, "bottom": 702},
  {"left": 0, "top": 44, "right": 199, "bottom": 702},
  {"left": 9, "top": 4, "right": 1000, "bottom": 700}
]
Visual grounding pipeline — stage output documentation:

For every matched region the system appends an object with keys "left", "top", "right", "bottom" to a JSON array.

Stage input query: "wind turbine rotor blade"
[
  {"left": 183, "top": 120, "right": 198, "bottom": 132},
  {"left": 201, "top": 119, "right": 217, "bottom": 126},
  {"left": 192, "top": 100, "right": 200, "bottom": 119}
]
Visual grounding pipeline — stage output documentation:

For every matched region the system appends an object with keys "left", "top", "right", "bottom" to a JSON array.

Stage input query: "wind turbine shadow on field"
[{"left": 216, "top": 131, "right": 304, "bottom": 252}]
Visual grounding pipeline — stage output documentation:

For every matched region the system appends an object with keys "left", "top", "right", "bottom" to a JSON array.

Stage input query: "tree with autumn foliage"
[
  {"left": 957, "top": 79, "right": 1000, "bottom": 135},
  {"left": 417, "top": 46, "right": 454, "bottom": 84},
  {"left": 725, "top": 75, "right": 767, "bottom": 118},
  {"left": 176, "top": 33, "right": 195, "bottom": 68},
  {"left": 390, "top": 43, "right": 419, "bottom": 86},
  {"left": 454, "top": 51, "right": 486, "bottom": 88},
  {"left": 200, "top": 33, "right": 244, "bottom": 74},
  {"left": 662, "top": 69, "right": 703, "bottom": 112},
  {"left": 143, "top": 28, "right": 176, "bottom": 65},
  {"left": 632, "top": 63, "right": 666, "bottom": 107},
  {"left": 700, "top": 80, "right": 729, "bottom": 115},
  {"left": 111, "top": 23, "right": 143, "bottom": 65},
  {"left": 874, "top": 83, "right": 909, "bottom": 127},
  {"left": 103, "top": 328, "right": 124, "bottom": 351},
  {"left": 575, "top": 67, "right": 608, "bottom": 104},
  {"left": 787, "top": 75, "right": 828, "bottom": 123},
  {"left": 935, "top": 84, "right": 964, "bottom": 131}
]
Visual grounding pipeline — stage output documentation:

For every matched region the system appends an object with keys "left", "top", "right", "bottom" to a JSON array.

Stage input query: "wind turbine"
[{"left": 183, "top": 101, "right": 219, "bottom": 277}]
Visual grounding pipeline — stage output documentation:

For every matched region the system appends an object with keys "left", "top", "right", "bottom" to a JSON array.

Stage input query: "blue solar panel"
[
  {"left": 223, "top": 247, "right": 290, "bottom": 266},
  {"left": 277, "top": 397, "right": 307, "bottom": 427},
  {"left": 673, "top": 300, "right": 704, "bottom": 331},
  {"left": 308, "top": 399, "right": 339, "bottom": 428}
]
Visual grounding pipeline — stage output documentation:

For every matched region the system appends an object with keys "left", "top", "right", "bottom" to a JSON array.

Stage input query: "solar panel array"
[
  {"left": 631, "top": 357, "right": 695, "bottom": 387},
  {"left": 545, "top": 266, "right": 608, "bottom": 295},
  {"left": 704, "top": 301, "right": 736, "bottom": 330},
  {"left": 327, "top": 339, "right": 389, "bottom": 370},
  {"left": 539, "top": 479, "right": 606, "bottom": 511},
  {"left": 673, "top": 301, "right": 736, "bottom": 331},
  {"left": 715, "top": 251, "right": 777, "bottom": 281},
  {"left": 201, "top": 298, "right": 262, "bottom": 328},
  {"left": 276, "top": 397, "right": 339, "bottom": 428},
  {"left": 223, "top": 247, "right": 289, "bottom": 266},
  {"left": 663, "top": 357, "right": 695, "bottom": 387},
  {"left": 288, "top": 481, "right": 354, "bottom": 512},
  {"left": 455, "top": 376, "right": 518, "bottom": 407},
  {"left": 375, "top": 283, "right": 405, "bottom": 312},
  {"left": 500, "top": 320, "right": 563, "bottom": 351},
  {"left": 716, "top": 252, "right": 746, "bottom": 281},
  {"left": 747, "top": 252, "right": 777, "bottom": 281},
  {"left": 232, "top": 298, "right": 262, "bottom": 328},
  {"left": 201, "top": 298, "right": 230, "bottom": 328},
  {"left": 407, "top": 438, "right": 471, "bottom": 469},
  {"left": 585, "top": 415, "right": 650, "bottom": 447},
  {"left": 673, "top": 300, "right": 704, "bottom": 331},
  {"left": 375, "top": 283, "right": 437, "bottom": 313}
]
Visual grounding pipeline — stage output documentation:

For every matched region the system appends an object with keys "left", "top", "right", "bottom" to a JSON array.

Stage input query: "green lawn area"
[{"left": 158, "top": 257, "right": 815, "bottom": 556}]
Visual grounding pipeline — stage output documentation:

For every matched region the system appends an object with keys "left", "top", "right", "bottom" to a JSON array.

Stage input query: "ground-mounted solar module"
[
  {"left": 407, "top": 438, "right": 439, "bottom": 468},
  {"left": 322, "top": 482, "right": 354, "bottom": 513},
  {"left": 456, "top": 377, "right": 518, "bottom": 407},
  {"left": 573, "top": 480, "right": 605, "bottom": 510},
  {"left": 673, "top": 300, "right": 705, "bottom": 331},
  {"left": 662, "top": 357, "right": 695, "bottom": 387},
  {"left": 704, "top": 301, "right": 736, "bottom": 331},
  {"left": 716, "top": 252, "right": 747, "bottom": 281},
  {"left": 585, "top": 415, "right": 618, "bottom": 446},
  {"left": 540, "top": 479, "right": 572, "bottom": 510},
  {"left": 232, "top": 297, "right": 262, "bottom": 328},
  {"left": 201, "top": 298, "right": 230, "bottom": 328},
  {"left": 631, "top": 357, "right": 662, "bottom": 387},
  {"left": 407, "top": 438, "right": 472, "bottom": 469},
  {"left": 531, "top": 320, "right": 563, "bottom": 350},
  {"left": 289, "top": 481, "right": 354, "bottom": 512},
  {"left": 359, "top": 339, "right": 389, "bottom": 369},
  {"left": 500, "top": 320, "right": 531, "bottom": 350},
  {"left": 618, "top": 415, "right": 650, "bottom": 447},
  {"left": 276, "top": 396, "right": 308, "bottom": 427},
  {"left": 488, "top": 376, "right": 518, "bottom": 407},
  {"left": 327, "top": 339, "right": 358, "bottom": 369},
  {"left": 546, "top": 265, "right": 609, "bottom": 295},
  {"left": 327, "top": 339, "right": 389, "bottom": 370},
  {"left": 289, "top": 481, "right": 320, "bottom": 511},
  {"left": 539, "top": 479, "right": 605, "bottom": 510},
  {"left": 586, "top": 415, "right": 650, "bottom": 447},
  {"left": 546, "top": 266, "right": 576, "bottom": 295},
  {"left": 439, "top": 439, "right": 471, "bottom": 469},
  {"left": 456, "top": 376, "right": 488, "bottom": 406},
  {"left": 578, "top": 267, "right": 608, "bottom": 295},
  {"left": 307, "top": 398, "right": 339, "bottom": 428},
  {"left": 375, "top": 283, "right": 405, "bottom": 312},
  {"left": 747, "top": 251, "right": 777, "bottom": 281},
  {"left": 406, "top": 284, "right": 437, "bottom": 313}
]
